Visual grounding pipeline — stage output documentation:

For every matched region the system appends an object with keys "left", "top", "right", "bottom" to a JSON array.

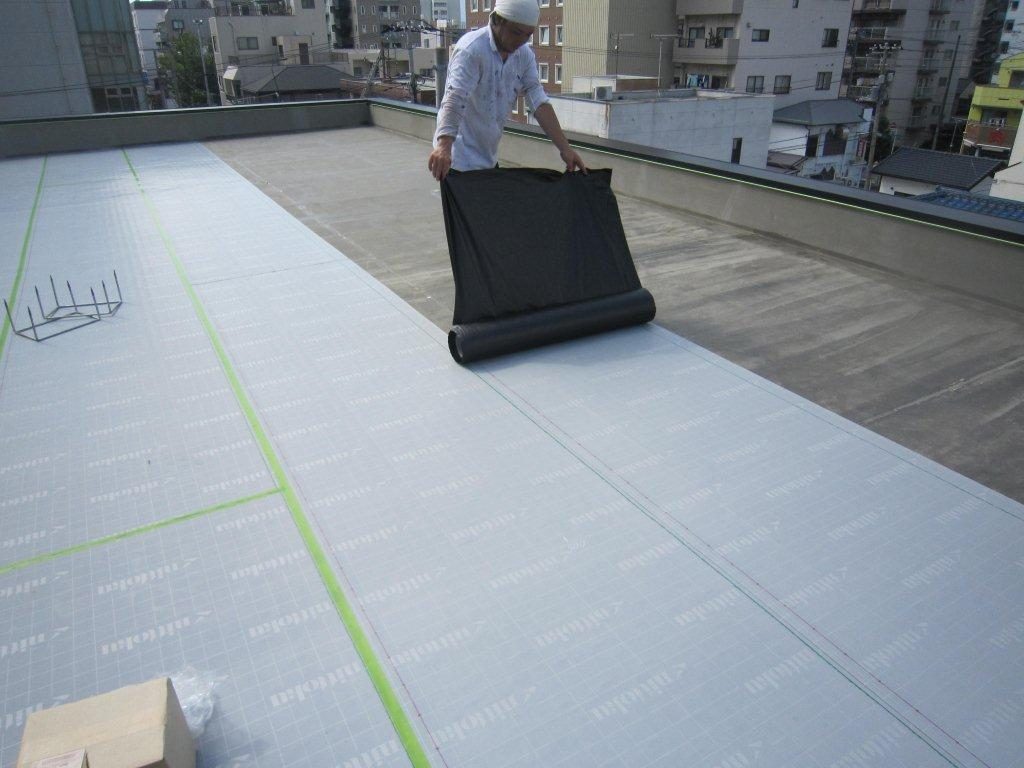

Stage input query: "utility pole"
[
  {"left": 932, "top": 34, "right": 961, "bottom": 151},
  {"left": 864, "top": 41, "right": 900, "bottom": 190},
  {"left": 651, "top": 33, "right": 677, "bottom": 89},
  {"left": 193, "top": 19, "right": 212, "bottom": 106},
  {"left": 610, "top": 32, "right": 634, "bottom": 78}
]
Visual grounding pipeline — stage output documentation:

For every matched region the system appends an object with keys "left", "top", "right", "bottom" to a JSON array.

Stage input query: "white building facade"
[
  {"left": 549, "top": 85, "right": 774, "bottom": 167},
  {"left": 674, "top": 0, "right": 854, "bottom": 109}
]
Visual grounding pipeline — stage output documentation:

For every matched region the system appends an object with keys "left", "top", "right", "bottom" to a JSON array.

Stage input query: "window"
[
  {"left": 555, "top": 63, "right": 562, "bottom": 83},
  {"left": 793, "top": 0, "right": 798, "bottom": 6},
  {"left": 556, "top": 25, "right": 563, "bottom": 45},
  {"left": 237, "top": 36, "right": 259, "bottom": 49},
  {"left": 805, "top": 135, "right": 818, "bottom": 158},
  {"left": 540, "top": 0, "right": 549, "bottom": 5},
  {"left": 1001, "top": 41, "right": 1011, "bottom": 53},
  {"left": 211, "top": 34, "right": 218, "bottom": 51},
  {"left": 538, "top": 62, "right": 549, "bottom": 81},
  {"left": 731, "top": 138, "right": 742, "bottom": 164},
  {"left": 470, "top": 0, "right": 477, "bottom": 10},
  {"left": 301, "top": 0, "right": 314, "bottom": 7},
  {"left": 752, "top": 29, "right": 769, "bottom": 42},
  {"left": 774, "top": 75, "right": 791, "bottom": 94},
  {"left": 821, "top": 28, "right": 838, "bottom": 47},
  {"left": 816, "top": 71, "right": 831, "bottom": 90},
  {"left": 360, "top": 4, "right": 365, "bottom": 12},
  {"left": 1006, "top": 19, "right": 1014, "bottom": 31},
  {"left": 1011, "top": 70, "right": 1024, "bottom": 87},
  {"left": 539, "top": 26, "right": 549, "bottom": 45},
  {"left": 950, "top": 20, "right": 959, "bottom": 30},
  {"left": 556, "top": 0, "right": 563, "bottom": 5},
  {"left": 482, "top": 0, "right": 490, "bottom": 10},
  {"left": 746, "top": 75, "right": 764, "bottom": 93},
  {"left": 171, "top": 19, "right": 184, "bottom": 29}
]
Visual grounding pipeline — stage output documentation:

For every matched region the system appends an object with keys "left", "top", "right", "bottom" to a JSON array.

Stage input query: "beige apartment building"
[{"left": 673, "top": 0, "right": 854, "bottom": 109}]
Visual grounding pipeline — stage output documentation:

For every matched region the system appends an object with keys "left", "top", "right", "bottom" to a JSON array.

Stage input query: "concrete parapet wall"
[
  {"left": 0, "top": 100, "right": 371, "bottom": 158},
  {"left": 386, "top": 103, "right": 1023, "bottom": 312}
]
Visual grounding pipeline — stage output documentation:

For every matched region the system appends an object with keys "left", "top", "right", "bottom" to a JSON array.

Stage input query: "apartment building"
[
  {"left": 465, "top": 0, "right": 565, "bottom": 122},
  {"left": 329, "top": 2, "right": 429, "bottom": 50},
  {"left": 673, "top": 0, "right": 854, "bottom": 109},
  {"left": 997, "top": 0, "right": 1021, "bottom": 57},
  {"left": 1, "top": 1, "right": 92, "bottom": 119},
  {"left": 843, "top": 0, "right": 979, "bottom": 145},
  {"left": 562, "top": 0, "right": 677, "bottom": 90},
  {"left": 1, "top": 0, "right": 146, "bottom": 119},
  {"left": 962, "top": 49, "right": 1024, "bottom": 155}
]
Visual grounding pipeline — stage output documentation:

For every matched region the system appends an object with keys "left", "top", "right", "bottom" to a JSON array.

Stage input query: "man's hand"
[
  {"left": 560, "top": 146, "right": 588, "bottom": 174},
  {"left": 429, "top": 137, "right": 454, "bottom": 181}
]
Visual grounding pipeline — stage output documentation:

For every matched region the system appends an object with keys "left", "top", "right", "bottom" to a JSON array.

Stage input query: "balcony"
[
  {"left": 851, "top": 55, "right": 884, "bottom": 74},
  {"left": 906, "top": 113, "right": 929, "bottom": 129},
  {"left": 673, "top": 36, "right": 740, "bottom": 66},
  {"left": 675, "top": 0, "right": 743, "bottom": 15},
  {"left": 963, "top": 120, "right": 1017, "bottom": 150},
  {"left": 855, "top": 0, "right": 906, "bottom": 13},
  {"left": 923, "top": 28, "right": 946, "bottom": 44},
  {"left": 853, "top": 26, "right": 901, "bottom": 43},
  {"left": 912, "top": 86, "right": 935, "bottom": 100},
  {"left": 846, "top": 83, "right": 878, "bottom": 101},
  {"left": 918, "top": 57, "right": 938, "bottom": 73},
  {"left": 929, "top": 0, "right": 950, "bottom": 12}
]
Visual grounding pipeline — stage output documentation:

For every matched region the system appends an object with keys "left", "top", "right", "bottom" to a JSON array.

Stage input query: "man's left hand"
[{"left": 561, "top": 147, "right": 588, "bottom": 174}]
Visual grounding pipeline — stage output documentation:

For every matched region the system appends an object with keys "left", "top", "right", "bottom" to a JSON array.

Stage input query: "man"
[{"left": 428, "top": 0, "right": 587, "bottom": 180}]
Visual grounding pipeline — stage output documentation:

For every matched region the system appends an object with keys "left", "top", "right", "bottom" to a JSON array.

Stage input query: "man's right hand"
[{"left": 428, "top": 137, "right": 454, "bottom": 181}]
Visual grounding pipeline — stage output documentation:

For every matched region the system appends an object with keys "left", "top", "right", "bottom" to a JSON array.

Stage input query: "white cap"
[{"left": 493, "top": 0, "right": 539, "bottom": 27}]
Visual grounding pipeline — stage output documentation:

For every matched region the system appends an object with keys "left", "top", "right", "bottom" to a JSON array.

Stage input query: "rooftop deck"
[{"left": 1, "top": 107, "right": 1022, "bottom": 768}]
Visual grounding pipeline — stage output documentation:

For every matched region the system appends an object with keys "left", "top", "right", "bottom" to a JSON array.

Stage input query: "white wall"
[
  {"left": 879, "top": 177, "right": 939, "bottom": 197},
  {"left": 550, "top": 91, "right": 773, "bottom": 167}
]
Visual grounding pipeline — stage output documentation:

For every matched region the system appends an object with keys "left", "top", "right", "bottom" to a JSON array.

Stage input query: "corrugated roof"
[
  {"left": 873, "top": 147, "right": 1003, "bottom": 189},
  {"left": 916, "top": 187, "right": 1024, "bottom": 221},
  {"left": 773, "top": 99, "right": 865, "bottom": 126}
]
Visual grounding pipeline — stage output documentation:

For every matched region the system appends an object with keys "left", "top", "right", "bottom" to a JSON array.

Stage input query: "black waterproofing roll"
[{"left": 441, "top": 168, "right": 656, "bottom": 363}]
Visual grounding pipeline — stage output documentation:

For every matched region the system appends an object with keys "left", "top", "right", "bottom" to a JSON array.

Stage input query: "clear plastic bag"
[{"left": 170, "top": 666, "right": 218, "bottom": 739}]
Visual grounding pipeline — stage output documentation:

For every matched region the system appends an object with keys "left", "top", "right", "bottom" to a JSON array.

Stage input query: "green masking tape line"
[
  {"left": 0, "top": 156, "right": 48, "bottom": 361},
  {"left": 0, "top": 488, "right": 282, "bottom": 577},
  {"left": 122, "top": 150, "right": 432, "bottom": 768}
]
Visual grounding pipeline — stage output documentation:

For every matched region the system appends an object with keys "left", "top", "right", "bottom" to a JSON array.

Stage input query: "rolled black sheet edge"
[{"left": 448, "top": 288, "right": 657, "bottom": 364}]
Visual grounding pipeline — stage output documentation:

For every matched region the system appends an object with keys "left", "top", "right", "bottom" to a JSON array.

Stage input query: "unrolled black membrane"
[{"left": 441, "top": 168, "right": 656, "bottom": 364}]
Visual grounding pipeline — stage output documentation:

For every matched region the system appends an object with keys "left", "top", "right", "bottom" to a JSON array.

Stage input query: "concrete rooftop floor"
[{"left": 208, "top": 126, "right": 1024, "bottom": 504}]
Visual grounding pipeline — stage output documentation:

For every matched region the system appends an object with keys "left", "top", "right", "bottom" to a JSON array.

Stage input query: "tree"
[
  {"left": 875, "top": 116, "right": 895, "bottom": 162},
  {"left": 158, "top": 32, "right": 217, "bottom": 108}
]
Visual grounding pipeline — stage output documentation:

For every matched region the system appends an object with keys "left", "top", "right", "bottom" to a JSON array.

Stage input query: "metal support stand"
[{"left": 3, "top": 271, "right": 123, "bottom": 342}]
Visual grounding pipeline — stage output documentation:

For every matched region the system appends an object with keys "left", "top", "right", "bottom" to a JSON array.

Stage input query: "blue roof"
[{"left": 915, "top": 187, "right": 1024, "bottom": 222}]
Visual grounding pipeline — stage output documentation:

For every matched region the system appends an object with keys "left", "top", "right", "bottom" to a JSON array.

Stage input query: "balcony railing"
[
  {"left": 846, "top": 84, "right": 878, "bottom": 101},
  {"left": 854, "top": 26, "right": 901, "bottom": 42},
  {"left": 923, "top": 28, "right": 945, "bottom": 44},
  {"left": 857, "top": 0, "right": 901, "bottom": 12},
  {"left": 912, "top": 86, "right": 935, "bottom": 100},
  {"left": 929, "top": 0, "right": 950, "bottom": 12},
  {"left": 673, "top": 36, "right": 740, "bottom": 65},
  {"left": 963, "top": 121, "right": 1017, "bottom": 149},
  {"left": 852, "top": 55, "right": 884, "bottom": 73},
  {"left": 918, "top": 57, "right": 938, "bottom": 73}
]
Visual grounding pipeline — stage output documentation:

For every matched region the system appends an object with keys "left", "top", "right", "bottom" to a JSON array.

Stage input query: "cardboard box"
[
  {"left": 17, "top": 678, "right": 195, "bottom": 768},
  {"left": 31, "top": 749, "right": 88, "bottom": 768}
]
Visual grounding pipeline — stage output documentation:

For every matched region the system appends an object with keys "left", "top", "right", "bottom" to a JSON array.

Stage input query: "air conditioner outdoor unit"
[{"left": 594, "top": 86, "right": 613, "bottom": 100}]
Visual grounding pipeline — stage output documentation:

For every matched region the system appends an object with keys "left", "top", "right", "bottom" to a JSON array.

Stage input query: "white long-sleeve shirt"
[{"left": 433, "top": 25, "right": 550, "bottom": 172}]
